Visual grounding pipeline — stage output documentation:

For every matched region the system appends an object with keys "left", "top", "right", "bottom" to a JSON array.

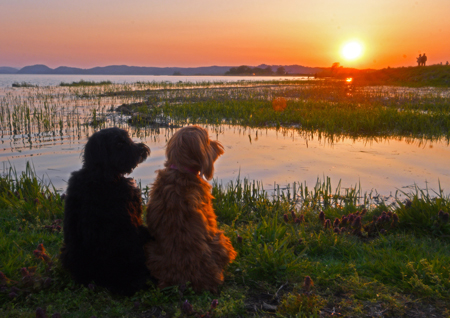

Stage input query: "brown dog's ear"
[{"left": 201, "top": 140, "right": 224, "bottom": 180}]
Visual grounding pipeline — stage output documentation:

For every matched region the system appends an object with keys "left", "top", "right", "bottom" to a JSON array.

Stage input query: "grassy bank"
[
  {"left": 1, "top": 166, "right": 450, "bottom": 317},
  {"left": 338, "top": 65, "right": 450, "bottom": 87}
]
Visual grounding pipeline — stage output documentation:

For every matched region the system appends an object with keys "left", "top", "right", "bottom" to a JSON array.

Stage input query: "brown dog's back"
[{"left": 145, "top": 167, "right": 236, "bottom": 293}]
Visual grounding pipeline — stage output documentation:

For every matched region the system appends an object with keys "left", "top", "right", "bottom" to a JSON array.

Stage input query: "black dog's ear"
[{"left": 83, "top": 133, "right": 108, "bottom": 170}]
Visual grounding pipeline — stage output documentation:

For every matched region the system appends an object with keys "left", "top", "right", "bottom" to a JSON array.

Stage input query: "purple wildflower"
[
  {"left": 211, "top": 299, "right": 219, "bottom": 309},
  {"left": 333, "top": 218, "right": 340, "bottom": 228},
  {"left": 348, "top": 214, "right": 355, "bottom": 223},
  {"left": 392, "top": 213, "right": 399, "bottom": 224},
  {"left": 405, "top": 199, "right": 412, "bottom": 208},
  {"left": 291, "top": 210, "right": 296, "bottom": 220},
  {"left": 182, "top": 300, "right": 193, "bottom": 314},
  {"left": 319, "top": 211, "right": 325, "bottom": 223},
  {"left": 352, "top": 216, "right": 362, "bottom": 229}
]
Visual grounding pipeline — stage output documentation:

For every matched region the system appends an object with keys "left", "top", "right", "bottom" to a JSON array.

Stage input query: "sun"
[{"left": 341, "top": 41, "right": 363, "bottom": 60}]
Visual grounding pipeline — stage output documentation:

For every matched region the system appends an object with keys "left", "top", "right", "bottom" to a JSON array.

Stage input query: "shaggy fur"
[
  {"left": 60, "top": 127, "right": 152, "bottom": 296},
  {"left": 145, "top": 125, "right": 237, "bottom": 293}
]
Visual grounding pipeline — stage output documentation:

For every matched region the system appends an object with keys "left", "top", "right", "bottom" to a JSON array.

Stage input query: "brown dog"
[{"left": 145, "top": 125, "right": 236, "bottom": 293}]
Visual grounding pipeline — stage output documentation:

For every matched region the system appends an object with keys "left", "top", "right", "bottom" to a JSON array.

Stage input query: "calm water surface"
[
  {"left": 0, "top": 74, "right": 310, "bottom": 88},
  {"left": 2, "top": 125, "right": 449, "bottom": 197}
]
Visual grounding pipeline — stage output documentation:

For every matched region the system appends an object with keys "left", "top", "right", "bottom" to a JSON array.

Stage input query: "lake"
[
  {"left": 1, "top": 75, "right": 449, "bottom": 202},
  {"left": 0, "top": 74, "right": 311, "bottom": 88}
]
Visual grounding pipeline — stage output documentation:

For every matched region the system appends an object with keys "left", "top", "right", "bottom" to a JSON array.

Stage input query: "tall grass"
[{"left": 1, "top": 166, "right": 449, "bottom": 316}]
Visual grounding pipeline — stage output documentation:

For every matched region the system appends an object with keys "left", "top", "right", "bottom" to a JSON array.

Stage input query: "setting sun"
[{"left": 342, "top": 42, "right": 363, "bottom": 61}]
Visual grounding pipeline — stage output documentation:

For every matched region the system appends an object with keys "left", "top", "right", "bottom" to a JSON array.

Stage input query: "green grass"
[
  {"left": 1, "top": 166, "right": 450, "bottom": 317},
  {"left": 345, "top": 65, "right": 450, "bottom": 87},
  {"left": 125, "top": 80, "right": 449, "bottom": 140},
  {"left": 11, "top": 82, "right": 37, "bottom": 88},
  {"left": 59, "top": 80, "right": 113, "bottom": 87},
  {"left": 159, "top": 98, "right": 450, "bottom": 139}
]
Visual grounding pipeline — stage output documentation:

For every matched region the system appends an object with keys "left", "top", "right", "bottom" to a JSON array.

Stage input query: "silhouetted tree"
[
  {"left": 264, "top": 66, "right": 274, "bottom": 75},
  {"left": 331, "top": 62, "right": 340, "bottom": 74},
  {"left": 276, "top": 67, "right": 286, "bottom": 75},
  {"left": 226, "top": 65, "right": 275, "bottom": 75}
]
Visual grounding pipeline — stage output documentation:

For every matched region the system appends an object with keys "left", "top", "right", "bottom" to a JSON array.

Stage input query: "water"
[
  {"left": 0, "top": 74, "right": 311, "bottom": 89},
  {"left": 2, "top": 123, "right": 449, "bottom": 198},
  {"left": 0, "top": 76, "right": 449, "bottom": 199}
]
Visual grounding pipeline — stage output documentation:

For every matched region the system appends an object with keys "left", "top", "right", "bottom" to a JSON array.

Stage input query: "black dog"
[{"left": 60, "top": 127, "right": 152, "bottom": 295}]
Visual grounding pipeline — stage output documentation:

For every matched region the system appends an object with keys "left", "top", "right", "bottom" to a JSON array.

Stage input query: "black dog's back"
[{"left": 60, "top": 128, "right": 152, "bottom": 295}]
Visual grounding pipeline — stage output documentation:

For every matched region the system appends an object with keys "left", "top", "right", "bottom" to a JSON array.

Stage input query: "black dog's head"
[{"left": 83, "top": 127, "right": 150, "bottom": 176}]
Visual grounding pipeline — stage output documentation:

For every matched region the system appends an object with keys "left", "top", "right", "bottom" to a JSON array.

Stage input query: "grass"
[
  {"left": 350, "top": 65, "right": 450, "bottom": 87},
  {"left": 11, "top": 82, "right": 37, "bottom": 88},
  {"left": 113, "top": 80, "right": 450, "bottom": 140},
  {"left": 1, "top": 166, "right": 449, "bottom": 317},
  {"left": 317, "top": 65, "right": 450, "bottom": 87},
  {"left": 59, "top": 80, "right": 113, "bottom": 87}
]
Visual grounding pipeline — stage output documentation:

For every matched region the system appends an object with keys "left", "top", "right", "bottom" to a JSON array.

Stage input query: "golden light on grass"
[{"left": 341, "top": 41, "right": 363, "bottom": 60}]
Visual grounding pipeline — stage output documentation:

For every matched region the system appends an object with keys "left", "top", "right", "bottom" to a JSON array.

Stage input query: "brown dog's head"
[{"left": 165, "top": 126, "right": 224, "bottom": 180}]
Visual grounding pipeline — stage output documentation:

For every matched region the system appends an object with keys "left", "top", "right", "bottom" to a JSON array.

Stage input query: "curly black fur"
[{"left": 60, "top": 127, "right": 152, "bottom": 295}]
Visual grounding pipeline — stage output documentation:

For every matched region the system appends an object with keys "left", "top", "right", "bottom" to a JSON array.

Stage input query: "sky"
[{"left": 1, "top": 0, "right": 450, "bottom": 69}]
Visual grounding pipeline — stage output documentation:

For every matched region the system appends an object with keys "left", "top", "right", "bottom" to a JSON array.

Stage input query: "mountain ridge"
[
  {"left": 3, "top": 64, "right": 323, "bottom": 75},
  {"left": 0, "top": 67, "right": 19, "bottom": 74}
]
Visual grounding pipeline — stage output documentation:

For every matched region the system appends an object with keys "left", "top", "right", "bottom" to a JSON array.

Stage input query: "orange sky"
[{"left": 1, "top": 0, "right": 450, "bottom": 69}]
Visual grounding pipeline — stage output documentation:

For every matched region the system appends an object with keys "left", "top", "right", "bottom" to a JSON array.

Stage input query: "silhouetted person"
[
  {"left": 417, "top": 54, "right": 422, "bottom": 66},
  {"left": 446, "top": 61, "right": 449, "bottom": 66},
  {"left": 422, "top": 53, "right": 427, "bottom": 66}
]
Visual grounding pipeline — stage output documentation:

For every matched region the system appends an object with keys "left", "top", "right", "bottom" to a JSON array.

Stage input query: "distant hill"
[
  {"left": 0, "top": 67, "right": 19, "bottom": 74},
  {"left": 12, "top": 64, "right": 324, "bottom": 76},
  {"left": 16, "top": 64, "right": 233, "bottom": 76}
]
